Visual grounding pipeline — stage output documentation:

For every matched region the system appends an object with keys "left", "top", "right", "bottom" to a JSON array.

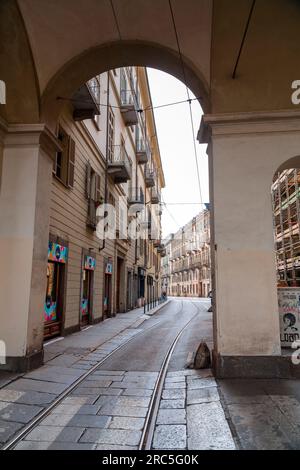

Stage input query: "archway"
[{"left": 271, "top": 157, "right": 300, "bottom": 365}]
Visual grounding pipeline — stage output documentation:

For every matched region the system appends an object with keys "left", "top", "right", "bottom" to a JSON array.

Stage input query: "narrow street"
[{"left": 0, "top": 298, "right": 233, "bottom": 450}]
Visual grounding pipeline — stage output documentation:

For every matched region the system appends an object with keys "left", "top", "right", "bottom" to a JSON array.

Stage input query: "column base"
[
  {"left": 0, "top": 349, "right": 44, "bottom": 373},
  {"left": 213, "top": 351, "right": 300, "bottom": 379}
]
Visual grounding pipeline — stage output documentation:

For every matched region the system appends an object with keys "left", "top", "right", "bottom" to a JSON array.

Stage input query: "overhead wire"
[{"left": 167, "top": 0, "right": 203, "bottom": 207}]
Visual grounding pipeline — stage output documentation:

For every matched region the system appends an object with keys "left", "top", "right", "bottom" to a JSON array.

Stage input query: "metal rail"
[
  {"left": 139, "top": 300, "right": 201, "bottom": 450},
  {"left": 2, "top": 304, "right": 174, "bottom": 450},
  {"left": 4, "top": 299, "right": 203, "bottom": 451}
]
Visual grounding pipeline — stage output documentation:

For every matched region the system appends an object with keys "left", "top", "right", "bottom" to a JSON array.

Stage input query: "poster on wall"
[
  {"left": 81, "top": 298, "right": 89, "bottom": 316},
  {"left": 84, "top": 256, "right": 96, "bottom": 271},
  {"left": 48, "top": 242, "right": 68, "bottom": 263},
  {"left": 44, "top": 299, "right": 57, "bottom": 322},
  {"left": 278, "top": 288, "right": 300, "bottom": 347},
  {"left": 105, "top": 262, "right": 113, "bottom": 274}
]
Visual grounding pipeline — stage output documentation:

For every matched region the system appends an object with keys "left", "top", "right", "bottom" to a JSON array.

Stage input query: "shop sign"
[
  {"left": 44, "top": 299, "right": 57, "bottom": 322},
  {"left": 48, "top": 242, "right": 68, "bottom": 263},
  {"left": 105, "top": 262, "right": 113, "bottom": 274},
  {"left": 85, "top": 256, "right": 96, "bottom": 271},
  {"left": 278, "top": 287, "right": 300, "bottom": 347}
]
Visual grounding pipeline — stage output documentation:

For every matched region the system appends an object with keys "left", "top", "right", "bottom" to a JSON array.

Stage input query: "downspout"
[{"left": 99, "top": 71, "right": 110, "bottom": 252}]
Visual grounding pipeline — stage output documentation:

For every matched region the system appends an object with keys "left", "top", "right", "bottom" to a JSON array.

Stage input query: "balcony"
[
  {"left": 151, "top": 187, "right": 160, "bottom": 204},
  {"left": 153, "top": 239, "right": 161, "bottom": 248},
  {"left": 136, "top": 139, "right": 150, "bottom": 164},
  {"left": 128, "top": 187, "right": 145, "bottom": 206},
  {"left": 120, "top": 90, "right": 138, "bottom": 126},
  {"left": 145, "top": 166, "right": 155, "bottom": 188},
  {"left": 157, "top": 244, "right": 166, "bottom": 258},
  {"left": 72, "top": 80, "right": 100, "bottom": 121},
  {"left": 108, "top": 146, "right": 132, "bottom": 184}
]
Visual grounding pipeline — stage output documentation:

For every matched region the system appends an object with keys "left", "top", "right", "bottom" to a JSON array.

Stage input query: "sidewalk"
[{"left": 0, "top": 300, "right": 170, "bottom": 446}]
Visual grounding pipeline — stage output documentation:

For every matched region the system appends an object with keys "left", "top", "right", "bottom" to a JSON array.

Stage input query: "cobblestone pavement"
[
  {"left": 0, "top": 302, "right": 169, "bottom": 447},
  {"left": 2, "top": 297, "right": 300, "bottom": 450},
  {"left": 152, "top": 369, "right": 236, "bottom": 450},
  {"left": 13, "top": 370, "right": 158, "bottom": 450}
]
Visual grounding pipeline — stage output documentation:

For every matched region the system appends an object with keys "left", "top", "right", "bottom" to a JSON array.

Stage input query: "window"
[
  {"left": 54, "top": 126, "right": 75, "bottom": 188},
  {"left": 108, "top": 107, "right": 115, "bottom": 162},
  {"left": 86, "top": 161, "right": 101, "bottom": 230},
  {"left": 88, "top": 76, "right": 101, "bottom": 128}
]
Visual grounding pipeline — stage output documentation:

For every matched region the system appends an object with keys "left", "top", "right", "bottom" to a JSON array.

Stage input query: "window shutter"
[
  {"left": 95, "top": 173, "right": 101, "bottom": 203},
  {"left": 86, "top": 162, "right": 92, "bottom": 199},
  {"left": 67, "top": 137, "right": 75, "bottom": 188}
]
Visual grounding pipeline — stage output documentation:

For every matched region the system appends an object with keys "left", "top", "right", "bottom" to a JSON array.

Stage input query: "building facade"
[
  {"left": 272, "top": 168, "right": 300, "bottom": 287},
  {"left": 162, "top": 208, "right": 211, "bottom": 298},
  {"left": 45, "top": 67, "right": 165, "bottom": 340}
]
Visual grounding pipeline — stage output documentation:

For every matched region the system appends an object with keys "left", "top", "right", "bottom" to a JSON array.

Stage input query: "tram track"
[
  {"left": 3, "top": 299, "right": 203, "bottom": 450},
  {"left": 139, "top": 299, "right": 202, "bottom": 450}
]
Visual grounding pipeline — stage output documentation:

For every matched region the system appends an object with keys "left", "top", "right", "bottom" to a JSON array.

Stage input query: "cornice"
[{"left": 198, "top": 109, "right": 300, "bottom": 143}]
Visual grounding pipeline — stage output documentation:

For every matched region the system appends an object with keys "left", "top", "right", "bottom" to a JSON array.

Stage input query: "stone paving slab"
[
  {"left": 14, "top": 441, "right": 95, "bottom": 450},
  {"left": 187, "top": 401, "right": 236, "bottom": 450},
  {"left": 164, "top": 381, "right": 186, "bottom": 389},
  {"left": 80, "top": 428, "right": 141, "bottom": 446},
  {"left": 0, "top": 402, "right": 43, "bottom": 424},
  {"left": 187, "top": 377, "right": 217, "bottom": 390},
  {"left": 24, "top": 425, "right": 85, "bottom": 443},
  {"left": 121, "top": 388, "right": 153, "bottom": 397},
  {"left": 160, "top": 399, "right": 185, "bottom": 409},
  {"left": 152, "top": 425, "right": 186, "bottom": 450},
  {"left": 162, "top": 389, "right": 186, "bottom": 400},
  {"left": 0, "top": 420, "right": 23, "bottom": 443},
  {"left": 187, "top": 387, "right": 220, "bottom": 405},
  {"left": 50, "top": 404, "right": 101, "bottom": 415},
  {"left": 71, "top": 387, "right": 122, "bottom": 397},
  {"left": 157, "top": 408, "right": 186, "bottom": 425},
  {"left": 109, "top": 416, "right": 145, "bottom": 431},
  {"left": 92, "top": 370, "right": 125, "bottom": 376},
  {"left": 98, "top": 404, "right": 148, "bottom": 418},
  {"left": 113, "top": 396, "right": 151, "bottom": 408},
  {"left": 6, "top": 379, "right": 68, "bottom": 395},
  {"left": 41, "top": 413, "right": 111, "bottom": 429},
  {"left": 74, "top": 379, "right": 112, "bottom": 388},
  {"left": 165, "top": 376, "right": 186, "bottom": 383},
  {"left": 95, "top": 444, "right": 138, "bottom": 450},
  {"left": 0, "top": 389, "right": 56, "bottom": 405}
]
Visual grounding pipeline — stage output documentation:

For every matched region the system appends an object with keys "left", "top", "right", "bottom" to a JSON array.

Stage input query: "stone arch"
[{"left": 40, "top": 40, "right": 210, "bottom": 130}]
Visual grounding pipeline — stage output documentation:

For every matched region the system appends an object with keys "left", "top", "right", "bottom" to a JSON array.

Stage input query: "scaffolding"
[{"left": 271, "top": 169, "right": 300, "bottom": 286}]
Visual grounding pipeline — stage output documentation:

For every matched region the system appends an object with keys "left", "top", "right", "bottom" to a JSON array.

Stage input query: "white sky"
[{"left": 147, "top": 68, "right": 209, "bottom": 238}]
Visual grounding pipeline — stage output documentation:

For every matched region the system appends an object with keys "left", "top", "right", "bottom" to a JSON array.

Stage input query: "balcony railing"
[
  {"left": 107, "top": 145, "right": 132, "bottom": 184},
  {"left": 145, "top": 165, "right": 155, "bottom": 188},
  {"left": 151, "top": 187, "right": 160, "bottom": 204},
  {"left": 136, "top": 139, "right": 150, "bottom": 164},
  {"left": 128, "top": 187, "right": 145, "bottom": 206},
  {"left": 72, "top": 80, "right": 100, "bottom": 121},
  {"left": 120, "top": 90, "right": 138, "bottom": 126}
]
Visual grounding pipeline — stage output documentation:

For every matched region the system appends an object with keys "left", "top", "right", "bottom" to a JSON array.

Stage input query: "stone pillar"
[
  {"left": 0, "top": 120, "right": 60, "bottom": 371},
  {"left": 199, "top": 111, "right": 300, "bottom": 378}
]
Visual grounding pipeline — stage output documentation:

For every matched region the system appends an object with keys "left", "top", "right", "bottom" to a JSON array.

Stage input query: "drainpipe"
[{"left": 99, "top": 70, "right": 110, "bottom": 252}]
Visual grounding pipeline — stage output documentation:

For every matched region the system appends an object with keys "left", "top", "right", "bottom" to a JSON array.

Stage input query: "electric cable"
[{"left": 168, "top": 0, "right": 203, "bottom": 207}]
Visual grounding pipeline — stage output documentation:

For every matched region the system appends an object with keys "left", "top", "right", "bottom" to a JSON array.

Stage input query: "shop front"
[
  {"left": 44, "top": 241, "right": 68, "bottom": 340},
  {"left": 81, "top": 254, "right": 96, "bottom": 327}
]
